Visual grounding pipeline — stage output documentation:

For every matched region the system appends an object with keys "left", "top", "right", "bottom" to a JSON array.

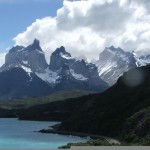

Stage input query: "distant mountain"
[
  {"left": 0, "top": 39, "right": 108, "bottom": 100},
  {"left": 94, "top": 46, "right": 150, "bottom": 86},
  {"left": 94, "top": 46, "right": 137, "bottom": 86}
]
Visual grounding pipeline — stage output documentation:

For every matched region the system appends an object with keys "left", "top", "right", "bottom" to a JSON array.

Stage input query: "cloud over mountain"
[{"left": 14, "top": 0, "right": 150, "bottom": 62}]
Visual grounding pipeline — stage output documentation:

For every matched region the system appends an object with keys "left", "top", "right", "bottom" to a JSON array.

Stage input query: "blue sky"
[
  {"left": 0, "top": 0, "right": 150, "bottom": 65},
  {"left": 0, "top": 0, "right": 63, "bottom": 52}
]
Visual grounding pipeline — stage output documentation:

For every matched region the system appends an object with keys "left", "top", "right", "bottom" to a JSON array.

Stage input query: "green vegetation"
[
  {"left": 123, "top": 107, "right": 150, "bottom": 145},
  {"left": 17, "top": 65, "right": 150, "bottom": 143},
  {"left": 138, "top": 136, "right": 150, "bottom": 146},
  {"left": 6, "top": 65, "right": 150, "bottom": 146},
  {"left": 0, "top": 89, "right": 92, "bottom": 109},
  {"left": 59, "top": 140, "right": 111, "bottom": 149}
]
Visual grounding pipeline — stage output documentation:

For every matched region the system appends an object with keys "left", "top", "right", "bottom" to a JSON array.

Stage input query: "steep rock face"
[
  {"left": 48, "top": 46, "right": 108, "bottom": 92},
  {"left": 2, "top": 39, "right": 48, "bottom": 73},
  {"left": 0, "top": 40, "right": 108, "bottom": 100},
  {"left": 49, "top": 46, "right": 73, "bottom": 71},
  {"left": 95, "top": 46, "right": 137, "bottom": 86}
]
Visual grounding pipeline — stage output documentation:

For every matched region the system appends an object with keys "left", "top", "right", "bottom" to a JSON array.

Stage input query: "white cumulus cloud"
[{"left": 14, "top": 0, "right": 150, "bottom": 63}]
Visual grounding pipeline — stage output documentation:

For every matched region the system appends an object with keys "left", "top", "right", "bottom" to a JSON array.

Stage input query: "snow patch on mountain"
[
  {"left": 36, "top": 68, "right": 60, "bottom": 84},
  {"left": 35, "top": 49, "right": 44, "bottom": 54},
  {"left": 21, "top": 65, "right": 32, "bottom": 73},
  {"left": 132, "top": 52, "right": 144, "bottom": 67},
  {"left": 22, "top": 61, "right": 29, "bottom": 65},
  {"left": 20, "top": 65, "right": 33, "bottom": 81},
  {"left": 97, "top": 61, "right": 117, "bottom": 76},
  {"left": 70, "top": 69, "right": 88, "bottom": 81},
  {"left": 60, "top": 52, "right": 72, "bottom": 60}
]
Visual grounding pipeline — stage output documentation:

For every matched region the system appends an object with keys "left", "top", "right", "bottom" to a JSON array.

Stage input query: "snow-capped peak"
[
  {"left": 52, "top": 46, "right": 71, "bottom": 58},
  {"left": 95, "top": 46, "right": 137, "bottom": 86},
  {"left": 25, "top": 39, "right": 42, "bottom": 52},
  {"left": 104, "top": 46, "right": 132, "bottom": 62}
]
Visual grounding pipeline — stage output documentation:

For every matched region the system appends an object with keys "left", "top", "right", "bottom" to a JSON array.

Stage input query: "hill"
[{"left": 17, "top": 64, "right": 150, "bottom": 144}]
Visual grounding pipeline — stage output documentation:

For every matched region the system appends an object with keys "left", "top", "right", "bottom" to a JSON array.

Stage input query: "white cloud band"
[{"left": 13, "top": 0, "right": 150, "bottom": 63}]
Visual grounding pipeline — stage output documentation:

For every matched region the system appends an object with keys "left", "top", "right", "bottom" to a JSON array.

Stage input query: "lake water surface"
[{"left": 0, "top": 118, "right": 88, "bottom": 149}]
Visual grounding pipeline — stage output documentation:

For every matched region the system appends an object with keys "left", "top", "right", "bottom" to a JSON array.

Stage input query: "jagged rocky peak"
[
  {"left": 26, "top": 39, "right": 48, "bottom": 73},
  {"left": 106, "top": 45, "right": 116, "bottom": 51},
  {"left": 48, "top": 46, "right": 108, "bottom": 92},
  {"left": 99, "top": 45, "right": 136, "bottom": 66},
  {"left": 53, "top": 46, "right": 71, "bottom": 58},
  {"left": 25, "top": 39, "right": 42, "bottom": 51},
  {"left": 49, "top": 46, "right": 73, "bottom": 71},
  {"left": 95, "top": 46, "right": 137, "bottom": 86},
  {"left": 107, "top": 45, "right": 122, "bottom": 51},
  {"left": 3, "top": 39, "right": 48, "bottom": 73},
  {"left": 102, "top": 46, "right": 133, "bottom": 59},
  {"left": 75, "top": 55, "right": 87, "bottom": 61}
]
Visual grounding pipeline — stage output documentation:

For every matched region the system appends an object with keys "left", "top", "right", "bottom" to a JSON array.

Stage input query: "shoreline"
[
  {"left": 39, "top": 129, "right": 120, "bottom": 145},
  {"left": 39, "top": 129, "right": 102, "bottom": 139}
]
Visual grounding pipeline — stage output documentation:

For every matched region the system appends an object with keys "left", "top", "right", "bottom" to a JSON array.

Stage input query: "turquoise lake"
[{"left": 0, "top": 118, "right": 88, "bottom": 149}]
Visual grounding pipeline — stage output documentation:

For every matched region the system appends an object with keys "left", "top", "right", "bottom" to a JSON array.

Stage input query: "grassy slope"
[{"left": 0, "top": 89, "right": 92, "bottom": 109}]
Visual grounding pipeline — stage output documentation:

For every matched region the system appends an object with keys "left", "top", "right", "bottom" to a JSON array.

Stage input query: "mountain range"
[
  {"left": 1, "top": 38, "right": 150, "bottom": 145},
  {"left": 0, "top": 39, "right": 108, "bottom": 100},
  {"left": 0, "top": 38, "right": 150, "bottom": 100}
]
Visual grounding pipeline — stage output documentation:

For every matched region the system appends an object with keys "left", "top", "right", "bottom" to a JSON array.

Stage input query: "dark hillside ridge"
[
  {"left": 0, "top": 67, "right": 53, "bottom": 100},
  {"left": 17, "top": 65, "right": 150, "bottom": 139}
]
